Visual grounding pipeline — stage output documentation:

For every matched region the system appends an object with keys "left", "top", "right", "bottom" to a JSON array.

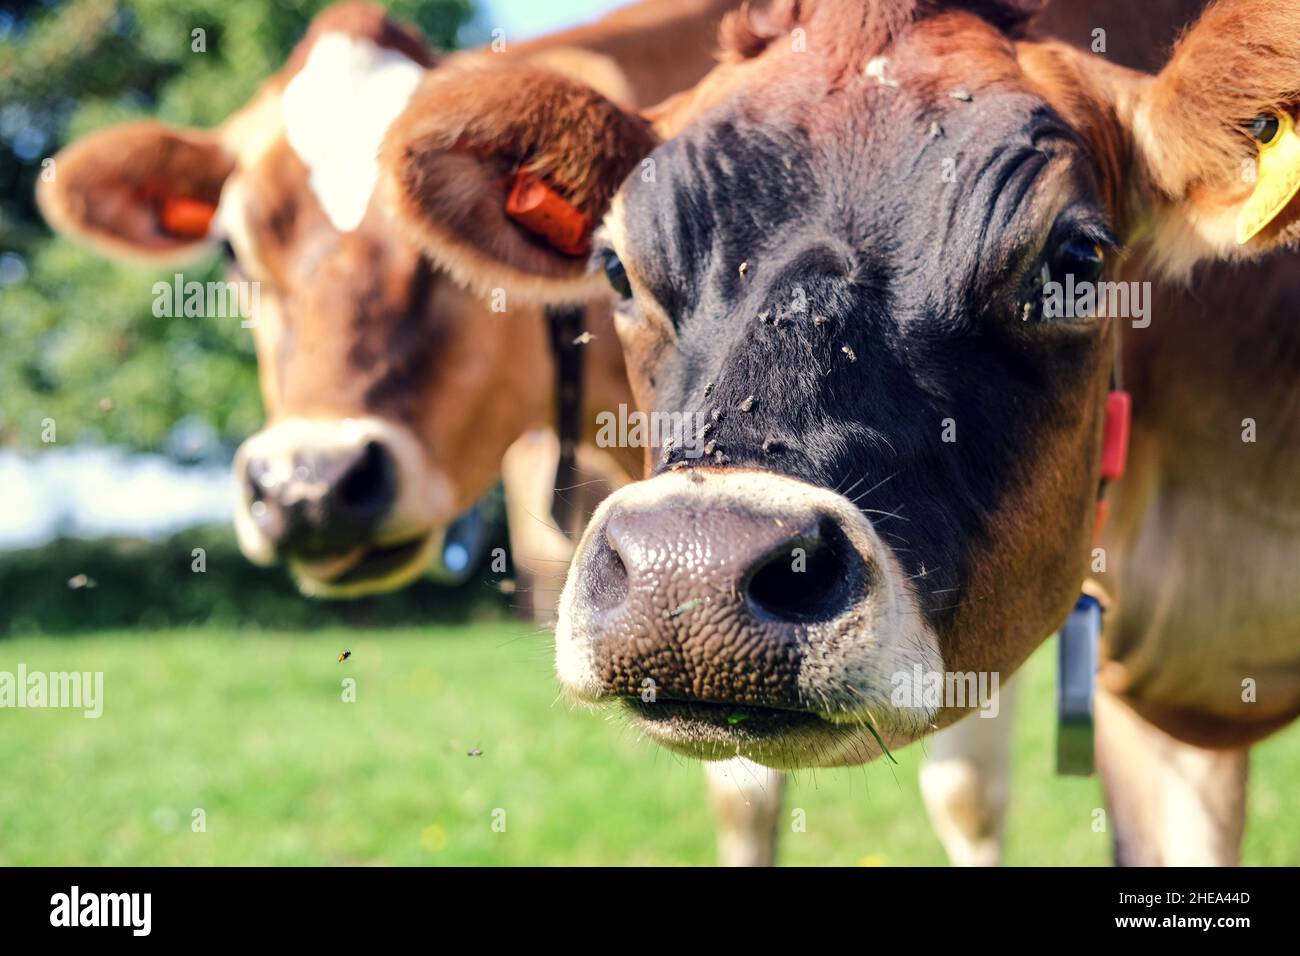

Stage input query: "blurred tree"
[{"left": 0, "top": 0, "right": 474, "bottom": 450}]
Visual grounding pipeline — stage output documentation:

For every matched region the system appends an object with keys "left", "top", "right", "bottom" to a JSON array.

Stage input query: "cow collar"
[{"left": 1058, "top": 323, "right": 1131, "bottom": 776}]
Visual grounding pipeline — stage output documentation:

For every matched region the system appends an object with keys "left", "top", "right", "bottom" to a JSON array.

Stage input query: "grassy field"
[{"left": 1, "top": 623, "right": 1297, "bottom": 866}]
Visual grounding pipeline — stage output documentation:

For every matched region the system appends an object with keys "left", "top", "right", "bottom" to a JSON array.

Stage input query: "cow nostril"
[
  {"left": 244, "top": 459, "right": 267, "bottom": 504},
  {"left": 744, "top": 518, "right": 862, "bottom": 623},
  {"left": 583, "top": 526, "right": 630, "bottom": 613},
  {"left": 336, "top": 440, "right": 396, "bottom": 522}
]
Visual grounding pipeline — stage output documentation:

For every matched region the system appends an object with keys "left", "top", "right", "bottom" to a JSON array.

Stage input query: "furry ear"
[
  {"left": 379, "top": 61, "right": 657, "bottom": 305},
  {"left": 1131, "top": 0, "right": 1300, "bottom": 269},
  {"left": 38, "top": 121, "right": 233, "bottom": 264}
]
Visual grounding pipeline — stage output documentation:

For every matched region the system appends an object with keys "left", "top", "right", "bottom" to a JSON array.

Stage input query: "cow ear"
[
  {"left": 37, "top": 121, "right": 234, "bottom": 263},
  {"left": 379, "top": 61, "right": 656, "bottom": 305},
  {"left": 1131, "top": 0, "right": 1300, "bottom": 272}
]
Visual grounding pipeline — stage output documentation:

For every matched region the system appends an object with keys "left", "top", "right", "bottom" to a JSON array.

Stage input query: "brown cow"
[
  {"left": 379, "top": 0, "right": 1300, "bottom": 865},
  {"left": 36, "top": 0, "right": 735, "bottom": 601}
]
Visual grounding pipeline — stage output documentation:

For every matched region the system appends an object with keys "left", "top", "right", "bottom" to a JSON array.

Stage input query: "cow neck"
[{"left": 545, "top": 305, "right": 585, "bottom": 533}]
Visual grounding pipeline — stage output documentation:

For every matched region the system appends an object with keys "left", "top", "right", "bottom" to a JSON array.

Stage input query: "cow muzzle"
[
  {"left": 233, "top": 416, "right": 453, "bottom": 596},
  {"left": 555, "top": 469, "right": 944, "bottom": 768}
]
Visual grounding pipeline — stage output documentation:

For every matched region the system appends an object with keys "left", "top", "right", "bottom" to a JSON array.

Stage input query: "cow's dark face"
[{"left": 556, "top": 12, "right": 1119, "bottom": 767}]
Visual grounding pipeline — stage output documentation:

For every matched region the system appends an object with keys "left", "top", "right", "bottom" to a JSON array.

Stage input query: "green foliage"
[{"left": 0, "top": 0, "right": 474, "bottom": 450}]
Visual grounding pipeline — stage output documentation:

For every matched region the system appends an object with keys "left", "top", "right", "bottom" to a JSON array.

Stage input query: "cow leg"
[
  {"left": 1095, "top": 686, "right": 1248, "bottom": 866},
  {"left": 501, "top": 430, "right": 627, "bottom": 623},
  {"left": 918, "top": 676, "right": 1018, "bottom": 866},
  {"left": 703, "top": 758, "right": 785, "bottom": 866},
  {"left": 500, "top": 430, "right": 573, "bottom": 623}
]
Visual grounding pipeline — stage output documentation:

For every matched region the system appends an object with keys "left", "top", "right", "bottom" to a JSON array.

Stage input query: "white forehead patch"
[{"left": 281, "top": 32, "right": 423, "bottom": 232}]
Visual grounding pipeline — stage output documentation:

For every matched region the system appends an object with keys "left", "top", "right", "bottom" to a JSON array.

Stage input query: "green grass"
[{"left": 1, "top": 624, "right": 1297, "bottom": 865}]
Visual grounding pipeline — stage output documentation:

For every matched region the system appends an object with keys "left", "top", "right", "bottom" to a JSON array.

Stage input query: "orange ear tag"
[
  {"left": 160, "top": 196, "right": 217, "bottom": 239},
  {"left": 505, "top": 169, "right": 591, "bottom": 257}
]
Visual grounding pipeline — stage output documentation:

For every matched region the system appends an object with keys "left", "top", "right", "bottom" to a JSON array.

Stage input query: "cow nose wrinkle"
[
  {"left": 336, "top": 440, "right": 396, "bottom": 524},
  {"left": 743, "top": 516, "right": 861, "bottom": 623}
]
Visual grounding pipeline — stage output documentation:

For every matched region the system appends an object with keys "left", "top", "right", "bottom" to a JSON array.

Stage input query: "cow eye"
[
  {"left": 1021, "top": 229, "right": 1111, "bottom": 324},
  {"left": 1050, "top": 235, "right": 1104, "bottom": 285},
  {"left": 601, "top": 251, "right": 632, "bottom": 300},
  {"left": 1248, "top": 113, "right": 1280, "bottom": 144}
]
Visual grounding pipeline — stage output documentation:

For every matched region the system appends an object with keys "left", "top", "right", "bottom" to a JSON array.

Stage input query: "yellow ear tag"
[{"left": 1236, "top": 111, "right": 1300, "bottom": 244}]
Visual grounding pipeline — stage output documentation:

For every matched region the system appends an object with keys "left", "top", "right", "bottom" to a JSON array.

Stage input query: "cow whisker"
[
  {"left": 859, "top": 505, "right": 909, "bottom": 524},
  {"left": 848, "top": 471, "right": 898, "bottom": 505}
]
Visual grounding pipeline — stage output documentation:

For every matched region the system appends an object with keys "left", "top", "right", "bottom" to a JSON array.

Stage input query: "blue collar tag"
[{"left": 1056, "top": 593, "right": 1101, "bottom": 776}]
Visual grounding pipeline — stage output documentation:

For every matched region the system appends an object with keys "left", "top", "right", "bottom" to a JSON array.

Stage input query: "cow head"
[
  {"left": 37, "top": 4, "right": 640, "bottom": 597},
  {"left": 381, "top": 0, "right": 1300, "bottom": 767}
]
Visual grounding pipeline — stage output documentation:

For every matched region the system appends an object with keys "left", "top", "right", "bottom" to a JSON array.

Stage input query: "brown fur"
[
  {"left": 510, "top": 0, "right": 741, "bottom": 108},
  {"left": 1028, "top": 0, "right": 1204, "bottom": 72},
  {"left": 719, "top": 0, "right": 1043, "bottom": 67},
  {"left": 380, "top": 64, "right": 657, "bottom": 300}
]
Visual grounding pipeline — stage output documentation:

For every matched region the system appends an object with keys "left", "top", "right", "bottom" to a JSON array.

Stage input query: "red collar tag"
[
  {"left": 1100, "top": 390, "right": 1131, "bottom": 481},
  {"left": 505, "top": 169, "right": 591, "bottom": 257},
  {"left": 1093, "top": 389, "right": 1131, "bottom": 543}
]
